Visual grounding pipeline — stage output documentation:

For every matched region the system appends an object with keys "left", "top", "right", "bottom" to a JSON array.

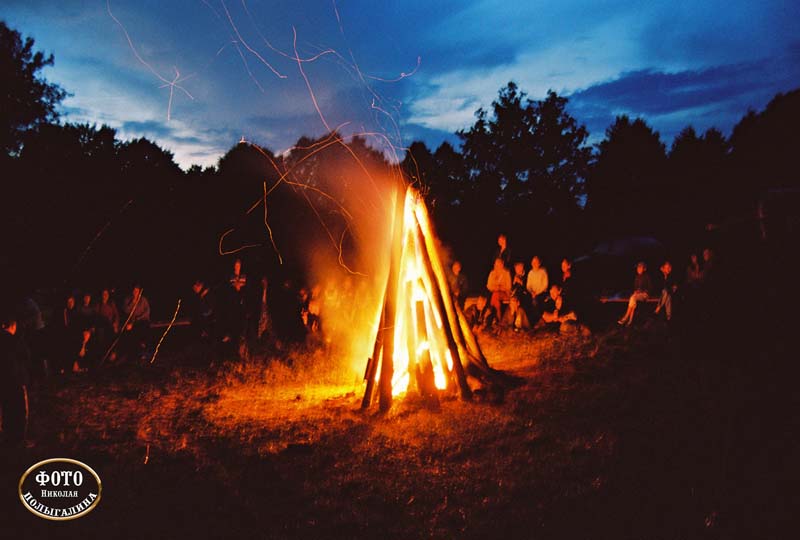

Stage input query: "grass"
[{"left": 1, "top": 313, "right": 789, "bottom": 539}]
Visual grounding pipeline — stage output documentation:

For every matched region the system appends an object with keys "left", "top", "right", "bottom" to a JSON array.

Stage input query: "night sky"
[{"left": 3, "top": 0, "right": 799, "bottom": 168}]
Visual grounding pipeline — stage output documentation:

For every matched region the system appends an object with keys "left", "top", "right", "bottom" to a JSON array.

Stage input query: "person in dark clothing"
[
  {"left": 76, "top": 292, "right": 97, "bottom": 330},
  {"left": 269, "top": 278, "right": 308, "bottom": 345},
  {"left": 18, "top": 294, "right": 47, "bottom": 381},
  {"left": 510, "top": 262, "right": 528, "bottom": 300},
  {"left": 654, "top": 261, "right": 678, "bottom": 321},
  {"left": 185, "top": 279, "right": 213, "bottom": 339},
  {"left": 120, "top": 285, "right": 151, "bottom": 360},
  {"left": 539, "top": 284, "right": 578, "bottom": 328},
  {"left": 57, "top": 295, "right": 80, "bottom": 373},
  {"left": 95, "top": 288, "right": 119, "bottom": 352},
  {"left": 447, "top": 261, "right": 469, "bottom": 309},
  {"left": 72, "top": 327, "right": 101, "bottom": 373},
  {"left": 1, "top": 316, "right": 30, "bottom": 445},
  {"left": 97, "top": 289, "right": 120, "bottom": 334},
  {"left": 686, "top": 253, "right": 703, "bottom": 287},
  {"left": 492, "top": 234, "right": 512, "bottom": 269},
  {"left": 560, "top": 258, "right": 574, "bottom": 292},
  {"left": 618, "top": 262, "right": 653, "bottom": 326},
  {"left": 464, "top": 295, "right": 497, "bottom": 334}
]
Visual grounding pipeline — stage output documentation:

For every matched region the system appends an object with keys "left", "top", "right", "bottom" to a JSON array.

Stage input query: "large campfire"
[{"left": 362, "top": 187, "right": 496, "bottom": 411}]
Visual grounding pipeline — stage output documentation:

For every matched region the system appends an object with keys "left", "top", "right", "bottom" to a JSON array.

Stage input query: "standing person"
[
  {"left": 76, "top": 292, "right": 98, "bottom": 331},
  {"left": 447, "top": 261, "right": 469, "bottom": 309},
  {"left": 18, "top": 293, "right": 46, "bottom": 381},
  {"left": 256, "top": 276, "right": 271, "bottom": 340},
  {"left": 486, "top": 258, "right": 512, "bottom": 317},
  {"left": 617, "top": 262, "right": 653, "bottom": 326},
  {"left": 63, "top": 295, "right": 78, "bottom": 330},
  {"left": 307, "top": 284, "right": 322, "bottom": 334},
  {"left": 0, "top": 315, "right": 29, "bottom": 446},
  {"left": 97, "top": 288, "right": 120, "bottom": 335},
  {"left": 526, "top": 256, "right": 549, "bottom": 303},
  {"left": 57, "top": 295, "right": 79, "bottom": 374},
  {"left": 229, "top": 258, "right": 247, "bottom": 293},
  {"left": 72, "top": 328, "right": 100, "bottom": 373},
  {"left": 186, "top": 279, "right": 212, "bottom": 339},
  {"left": 492, "top": 234, "right": 512, "bottom": 269},
  {"left": 654, "top": 261, "right": 678, "bottom": 321},
  {"left": 122, "top": 285, "right": 151, "bottom": 359},
  {"left": 226, "top": 259, "right": 248, "bottom": 347}
]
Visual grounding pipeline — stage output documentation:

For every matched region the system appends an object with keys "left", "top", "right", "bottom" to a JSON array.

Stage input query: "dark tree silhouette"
[
  {"left": 587, "top": 116, "right": 667, "bottom": 237},
  {"left": 458, "top": 83, "right": 590, "bottom": 218},
  {"left": 730, "top": 89, "right": 800, "bottom": 200},
  {"left": 667, "top": 126, "right": 730, "bottom": 238},
  {"left": 0, "top": 21, "right": 67, "bottom": 156}
]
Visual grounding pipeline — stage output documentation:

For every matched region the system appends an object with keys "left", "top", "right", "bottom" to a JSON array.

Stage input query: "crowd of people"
[
  {"left": 1, "top": 236, "right": 721, "bottom": 446},
  {"left": 451, "top": 234, "right": 719, "bottom": 336}
]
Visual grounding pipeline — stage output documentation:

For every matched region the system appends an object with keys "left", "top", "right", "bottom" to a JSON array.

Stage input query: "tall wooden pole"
[
  {"left": 411, "top": 215, "right": 472, "bottom": 400},
  {"left": 378, "top": 187, "right": 405, "bottom": 412}
]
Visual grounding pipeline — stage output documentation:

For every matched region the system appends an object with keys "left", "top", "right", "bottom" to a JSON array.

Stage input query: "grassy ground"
[{"left": 1, "top": 310, "right": 794, "bottom": 539}]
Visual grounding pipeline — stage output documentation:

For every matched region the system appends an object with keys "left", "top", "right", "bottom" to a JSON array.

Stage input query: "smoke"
[{"left": 279, "top": 133, "right": 405, "bottom": 378}]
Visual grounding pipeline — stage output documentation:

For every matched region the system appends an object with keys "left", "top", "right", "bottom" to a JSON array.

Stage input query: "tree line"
[
  {"left": 2, "top": 20, "right": 798, "bottom": 306},
  {"left": 402, "top": 81, "right": 799, "bottom": 280}
]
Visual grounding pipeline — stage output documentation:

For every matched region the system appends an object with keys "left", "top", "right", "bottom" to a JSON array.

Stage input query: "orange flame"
[{"left": 375, "top": 188, "right": 454, "bottom": 396}]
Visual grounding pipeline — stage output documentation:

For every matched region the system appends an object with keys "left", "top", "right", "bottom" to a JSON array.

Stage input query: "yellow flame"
[{"left": 375, "top": 188, "right": 452, "bottom": 396}]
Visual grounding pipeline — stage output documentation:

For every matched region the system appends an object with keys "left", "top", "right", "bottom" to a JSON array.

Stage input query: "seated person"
[
  {"left": 617, "top": 262, "right": 652, "bottom": 326},
  {"left": 486, "top": 258, "right": 511, "bottom": 317},
  {"left": 510, "top": 262, "right": 528, "bottom": 300},
  {"left": 501, "top": 296, "right": 531, "bottom": 331},
  {"left": 73, "top": 327, "right": 100, "bottom": 373},
  {"left": 464, "top": 294, "right": 497, "bottom": 334},
  {"left": 526, "top": 256, "right": 549, "bottom": 304},
  {"left": 654, "top": 261, "right": 678, "bottom": 321},
  {"left": 539, "top": 284, "right": 578, "bottom": 327},
  {"left": 122, "top": 285, "right": 151, "bottom": 358},
  {"left": 447, "top": 261, "right": 469, "bottom": 308}
]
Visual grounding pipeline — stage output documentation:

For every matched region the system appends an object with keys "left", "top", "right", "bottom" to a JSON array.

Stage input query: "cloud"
[
  {"left": 406, "top": 16, "right": 643, "bottom": 132},
  {"left": 568, "top": 48, "right": 800, "bottom": 141}
]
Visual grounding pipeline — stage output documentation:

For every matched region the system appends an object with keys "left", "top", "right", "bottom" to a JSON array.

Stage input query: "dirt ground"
[{"left": 1, "top": 311, "right": 795, "bottom": 539}]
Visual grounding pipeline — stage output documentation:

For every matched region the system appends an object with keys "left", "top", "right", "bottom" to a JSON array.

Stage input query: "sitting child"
[
  {"left": 539, "top": 284, "right": 578, "bottom": 325},
  {"left": 486, "top": 258, "right": 511, "bottom": 317},
  {"left": 465, "top": 294, "right": 497, "bottom": 334},
  {"left": 617, "top": 262, "right": 653, "bottom": 326},
  {"left": 654, "top": 260, "right": 677, "bottom": 321},
  {"left": 501, "top": 296, "right": 531, "bottom": 331}
]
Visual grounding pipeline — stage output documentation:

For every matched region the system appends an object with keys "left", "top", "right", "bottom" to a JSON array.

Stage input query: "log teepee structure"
[{"left": 362, "top": 186, "right": 497, "bottom": 411}]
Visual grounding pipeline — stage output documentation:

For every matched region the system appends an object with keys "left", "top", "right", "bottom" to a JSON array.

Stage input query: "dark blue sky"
[{"left": 3, "top": 0, "right": 799, "bottom": 168}]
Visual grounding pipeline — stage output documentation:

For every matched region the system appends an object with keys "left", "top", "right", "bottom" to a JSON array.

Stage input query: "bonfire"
[{"left": 362, "top": 187, "right": 497, "bottom": 411}]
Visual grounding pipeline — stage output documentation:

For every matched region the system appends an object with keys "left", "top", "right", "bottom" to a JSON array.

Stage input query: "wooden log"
[
  {"left": 414, "top": 300, "right": 439, "bottom": 403},
  {"left": 411, "top": 215, "right": 472, "bottom": 400},
  {"left": 378, "top": 187, "right": 405, "bottom": 412},
  {"left": 360, "top": 304, "right": 385, "bottom": 409}
]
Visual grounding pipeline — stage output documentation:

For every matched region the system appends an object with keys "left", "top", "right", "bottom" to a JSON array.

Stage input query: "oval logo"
[{"left": 18, "top": 458, "right": 102, "bottom": 520}]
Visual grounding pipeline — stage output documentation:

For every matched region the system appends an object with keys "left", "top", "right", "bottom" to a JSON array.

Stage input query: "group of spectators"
[
  {"left": 1, "top": 238, "right": 719, "bottom": 446},
  {"left": 450, "top": 234, "right": 719, "bottom": 336},
  {"left": 184, "top": 258, "right": 324, "bottom": 357}
]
